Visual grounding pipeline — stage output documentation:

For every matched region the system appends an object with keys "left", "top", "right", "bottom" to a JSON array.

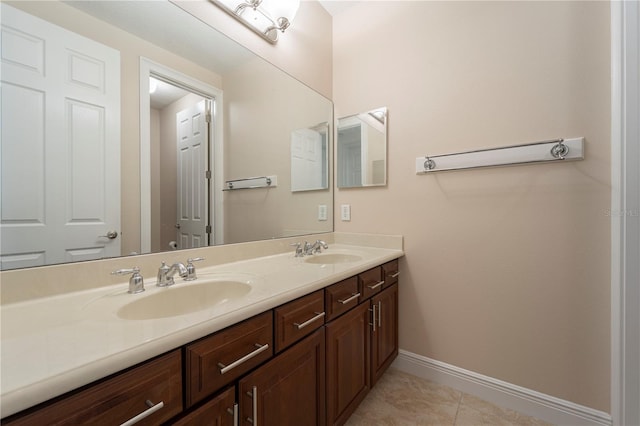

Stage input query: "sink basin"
[
  {"left": 117, "top": 280, "right": 251, "bottom": 320},
  {"left": 304, "top": 253, "right": 363, "bottom": 264}
]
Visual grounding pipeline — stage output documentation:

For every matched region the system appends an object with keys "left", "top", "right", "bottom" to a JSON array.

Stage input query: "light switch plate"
[
  {"left": 341, "top": 204, "right": 351, "bottom": 221},
  {"left": 318, "top": 205, "right": 327, "bottom": 221}
]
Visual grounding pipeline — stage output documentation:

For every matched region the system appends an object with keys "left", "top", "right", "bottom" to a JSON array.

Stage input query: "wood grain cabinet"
[
  {"left": 239, "top": 328, "right": 326, "bottom": 426},
  {"left": 172, "top": 386, "right": 236, "bottom": 426},
  {"left": 371, "top": 283, "right": 399, "bottom": 386},
  {"left": 4, "top": 350, "right": 182, "bottom": 426},
  {"left": 275, "top": 290, "right": 325, "bottom": 353},
  {"left": 325, "top": 302, "right": 371, "bottom": 426},
  {"left": 186, "top": 311, "right": 273, "bottom": 407}
]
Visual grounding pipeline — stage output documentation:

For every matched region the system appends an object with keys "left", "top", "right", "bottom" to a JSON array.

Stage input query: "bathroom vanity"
[{"left": 0, "top": 236, "right": 402, "bottom": 425}]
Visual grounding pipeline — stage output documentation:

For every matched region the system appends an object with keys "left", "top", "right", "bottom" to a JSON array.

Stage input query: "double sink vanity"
[{"left": 0, "top": 233, "right": 403, "bottom": 425}]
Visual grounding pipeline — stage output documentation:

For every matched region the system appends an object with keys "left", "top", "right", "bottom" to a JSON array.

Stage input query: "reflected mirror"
[
  {"left": 0, "top": 1, "right": 333, "bottom": 270},
  {"left": 337, "top": 107, "right": 387, "bottom": 188}
]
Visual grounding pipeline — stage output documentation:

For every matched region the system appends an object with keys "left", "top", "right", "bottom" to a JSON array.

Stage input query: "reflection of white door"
[
  {"left": 176, "top": 100, "right": 208, "bottom": 249},
  {"left": 291, "top": 128, "right": 323, "bottom": 191},
  {"left": 0, "top": 5, "right": 121, "bottom": 269}
]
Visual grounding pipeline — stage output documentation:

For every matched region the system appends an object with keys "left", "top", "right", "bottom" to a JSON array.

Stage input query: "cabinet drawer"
[
  {"left": 186, "top": 311, "right": 273, "bottom": 407},
  {"left": 275, "top": 289, "right": 325, "bottom": 353},
  {"left": 382, "top": 259, "right": 400, "bottom": 288},
  {"left": 173, "top": 386, "right": 236, "bottom": 426},
  {"left": 4, "top": 350, "right": 182, "bottom": 426},
  {"left": 325, "top": 276, "right": 359, "bottom": 321},
  {"left": 358, "top": 267, "right": 384, "bottom": 301}
]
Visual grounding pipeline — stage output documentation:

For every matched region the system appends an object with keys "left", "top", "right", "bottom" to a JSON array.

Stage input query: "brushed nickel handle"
[
  {"left": 367, "top": 281, "right": 384, "bottom": 290},
  {"left": 338, "top": 293, "right": 360, "bottom": 305},
  {"left": 293, "top": 311, "right": 325, "bottom": 329},
  {"left": 370, "top": 304, "right": 377, "bottom": 332},
  {"left": 120, "top": 400, "right": 164, "bottom": 426},
  {"left": 99, "top": 230, "right": 118, "bottom": 240},
  {"left": 246, "top": 386, "right": 258, "bottom": 425},
  {"left": 378, "top": 301, "right": 382, "bottom": 327},
  {"left": 391, "top": 271, "right": 400, "bottom": 278},
  {"left": 218, "top": 343, "right": 269, "bottom": 374},
  {"left": 227, "top": 403, "right": 239, "bottom": 426}
]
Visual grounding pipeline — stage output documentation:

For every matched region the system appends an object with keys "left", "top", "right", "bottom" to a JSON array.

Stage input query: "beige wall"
[
  {"left": 333, "top": 1, "right": 611, "bottom": 412},
  {"left": 222, "top": 57, "right": 333, "bottom": 243},
  {"left": 8, "top": 1, "right": 224, "bottom": 256}
]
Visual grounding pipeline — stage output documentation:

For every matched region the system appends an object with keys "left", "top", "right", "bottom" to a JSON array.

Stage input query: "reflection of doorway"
[
  {"left": 149, "top": 79, "right": 210, "bottom": 251},
  {"left": 140, "top": 58, "right": 224, "bottom": 254}
]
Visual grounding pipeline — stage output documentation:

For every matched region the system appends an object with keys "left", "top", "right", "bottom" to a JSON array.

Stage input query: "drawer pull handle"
[
  {"left": 293, "top": 311, "right": 325, "bottom": 330},
  {"left": 367, "top": 281, "right": 384, "bottom": 290},
  {"left": 246, "top": 386, "right": 258, "bottom": 425},
  {"left": 218, "top": 343, "right": 270, "bottom": 374},
  {"left": 370, "top": 305, "right": 377, "bottom": 332},
  {"left": 390, "top": 271, "right": 400, "bottom": 278},
  {"left": 338, "top": 293, "right": 360, "bottom": 305},
  {"left": 227, "top": 403, "right": 239, "bottom": 426},
  {"left": 120, "top": 399, "right": 164, "bottom": 426}
]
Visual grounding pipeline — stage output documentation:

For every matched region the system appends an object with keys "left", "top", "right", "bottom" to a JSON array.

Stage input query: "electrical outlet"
[
  {"left": 318, "top": 204, "right": 327, "bottom": 221},
  {"left": 341, "top": 204, "right": 351, "bottom": 221}
]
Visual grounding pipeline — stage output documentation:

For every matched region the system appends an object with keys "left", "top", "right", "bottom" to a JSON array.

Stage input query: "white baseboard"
[{"left": 392, "top": 350, "right": 612, "bottom": 426}]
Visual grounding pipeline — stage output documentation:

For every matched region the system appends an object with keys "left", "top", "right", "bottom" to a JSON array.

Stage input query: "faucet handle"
[
  {"left": 185, "top": 257, "right": 204, "bottom": 281},
  {"left": 111, "top": 267, "right": 145, "bottom": 294},
  {"left": 290, "top": 242, "right": 304, "bottom": 257}
]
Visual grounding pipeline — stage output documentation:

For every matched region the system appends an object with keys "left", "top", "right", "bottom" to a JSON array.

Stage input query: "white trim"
[
  {"left": 393, "top": 350, "right": 612, "bottom": 426},
  {"left": 139, "top": 58, "right": 225, "bottom": 253},
  {"left": 611, "top": 1, "right": 640, "bottom": 425}
]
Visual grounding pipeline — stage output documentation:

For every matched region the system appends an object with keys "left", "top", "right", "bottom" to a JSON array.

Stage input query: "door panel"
[{"left": 0, "top": 4, "right": 121, "bottom": 269}]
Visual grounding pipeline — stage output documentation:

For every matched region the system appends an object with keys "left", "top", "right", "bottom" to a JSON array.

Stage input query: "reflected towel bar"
[
  {"left": 223, "top": 176, "right": 277, "bottom": 191},
  {"left": 415, "top": 137, "right": 584, "bottom": 174}
]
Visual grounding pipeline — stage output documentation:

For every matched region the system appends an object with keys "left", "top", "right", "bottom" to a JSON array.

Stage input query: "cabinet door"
[
  {"left": 239, "top": 328, "right": 326, "bottom": 426},
  {"left": 4, "top": 350, "right": 182, "bottom": 426},
  {"left": 325, "top": 302, "right": 371, "bottom": 426},
  {"left": 371, "top": 283, "right": 398, "bottom": 386},
  {"left": 173, "top": 386, "right": 236, "bottom": 426}
]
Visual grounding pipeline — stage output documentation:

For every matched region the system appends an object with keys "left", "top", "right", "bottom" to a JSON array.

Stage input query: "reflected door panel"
[{"left": 0, "top": 5, "right": 121, "bottom": 270}]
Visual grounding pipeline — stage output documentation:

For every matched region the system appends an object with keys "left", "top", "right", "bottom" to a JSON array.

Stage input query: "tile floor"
[{"left": 345, "top": 368, "right": 553, "bottom": 426}]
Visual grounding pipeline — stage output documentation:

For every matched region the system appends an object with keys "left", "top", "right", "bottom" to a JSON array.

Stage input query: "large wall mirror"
[
  {"left": 337, "top": 107, "right": 387, "bottom": 188},
  {"left": 0, "top": 1, "right": 333, "bottom": 270}
]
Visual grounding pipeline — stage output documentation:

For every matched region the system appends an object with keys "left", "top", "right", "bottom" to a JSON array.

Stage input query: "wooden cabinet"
[
  {"left": 358, "top": 266, "right": 384, "bottom": 301},
  {"left": 239, "top": 328, "right": 326, "bottom": 426},
  {"left": 186, "top": 311, "right": 273, "bottom": 407},
  {"left": 275, "top": 290, "right": 325, "bottom": 353},
  {"left": 325, "top": 276, "right": 359, "bottom": 321},
  {"left": 172, "top": 386, "right": 236, "bottom": 426},
  {"left": 325, "top": 302, "right": 371, "bottom": 426},
  {"left": 382, "top": 259, "right": 399, "bottom": 288},
  {"left": 371, "top": 283, "right": 399, "bottom": 386},
  {"left": 4, "top": 350, "right": 182, "bottom": 426}
]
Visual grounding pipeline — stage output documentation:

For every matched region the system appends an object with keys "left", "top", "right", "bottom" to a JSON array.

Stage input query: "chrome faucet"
[
  {"left": 111, "top": 267, "right": 145, "bottom": 294},
  {"left": 305, "top": 240, "right": 329, "bottom": 256},
  {"left": 157, "top": 261, "right": 188, "bottom": 287}
]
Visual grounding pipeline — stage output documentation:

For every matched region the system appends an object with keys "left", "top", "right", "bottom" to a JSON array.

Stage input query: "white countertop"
[{"left": 0, "top": 243, "right": 403, "bottom": 417}]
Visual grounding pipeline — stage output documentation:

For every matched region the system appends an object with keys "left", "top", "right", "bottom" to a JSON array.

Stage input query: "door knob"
[
  {"left": 99, "top": 231, "right": 118, "bottom": 239},
  {"left": 175, "top": 223, "right": 181, "bottom": 229}
]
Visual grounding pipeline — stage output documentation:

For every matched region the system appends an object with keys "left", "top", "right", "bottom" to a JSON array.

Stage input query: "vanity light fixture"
[{"left": 211, "top": 0, "right": 300, "bottom": 43}]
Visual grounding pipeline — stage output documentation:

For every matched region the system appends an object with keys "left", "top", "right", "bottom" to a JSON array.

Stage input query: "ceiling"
[{"left": 318, "top": 0, "right": 359, "bottom": 16}]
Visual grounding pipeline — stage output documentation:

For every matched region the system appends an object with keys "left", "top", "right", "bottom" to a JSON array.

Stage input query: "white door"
[
  {"left": 176, "top": 99, "right": 208, "bottom": 249},
  {"left": 0, "top": 5, "right": 121, "bottom": 269},
  {"left": 291, "top": 128, "right": 324, "bottom": 191}
]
